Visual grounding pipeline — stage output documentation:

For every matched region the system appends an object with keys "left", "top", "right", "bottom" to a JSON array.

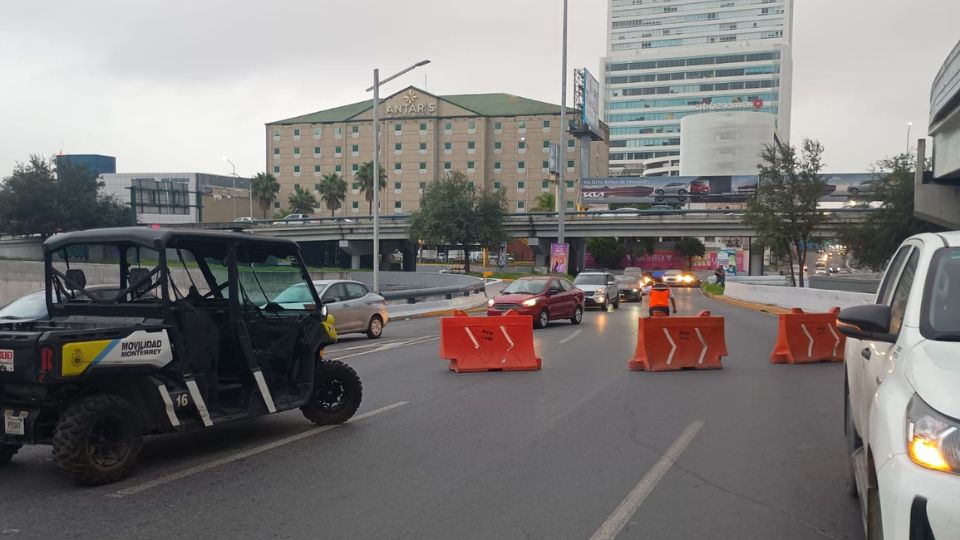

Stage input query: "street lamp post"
[
  {"left": 557, "top": 0, "right": 568, "bottom": 245},
  {"left": 223, "top": 156, "right": 250, "bottom": 219},
  {"left": 366, "top": 59, "right": 430, "bottom": 294}
]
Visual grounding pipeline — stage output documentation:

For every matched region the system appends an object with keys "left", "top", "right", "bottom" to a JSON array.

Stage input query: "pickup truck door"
[{"left": 852, "top": 245, "right": 920, "bottom": 443}]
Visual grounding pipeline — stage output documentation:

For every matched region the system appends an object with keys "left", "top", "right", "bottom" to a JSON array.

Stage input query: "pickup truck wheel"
[
  {"left": 0, "top": 444, "right": 20, "bottom": 465},
  {"left": 52, "top": 394, "right": 143, "bottom": 486},
  {"left": 302, "top": 360, "right": 363, "bottom": 426},
  {"left": 866, "top": 481, "right": 884, "bottom": 540}
]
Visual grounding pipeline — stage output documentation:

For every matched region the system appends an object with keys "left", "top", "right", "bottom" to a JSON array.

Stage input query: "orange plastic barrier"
[
  {"left": 770, "top": 307, "right": 845, "bottom": 364},
  {"left": 440, "top": 310, "right": 542, "bottom": 373},
  {"left": 629, "top": 310, "right": 727, "bottom": 371}
]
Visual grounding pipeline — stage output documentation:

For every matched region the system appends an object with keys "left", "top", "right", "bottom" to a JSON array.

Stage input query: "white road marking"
[
  {"left": 327, "top": 336, "right": 439, "bottom": 360},
  {"left": 589, "top": 420, "right": 704, "bottom": 540},
  {"left": 663, "top": 329, "right": 677, "bottom": 365},
  {"left": 109, "top": 401, "right": 410, "bottom": 498},
  {"left": 500, "top": 326, "right": 515, "bottom": 352},
  {"left": 557, "top": 329, "right": 582, "bottom": 344},
  {"left": 800, "top": 323, "right": 815, "bottom": 358}
]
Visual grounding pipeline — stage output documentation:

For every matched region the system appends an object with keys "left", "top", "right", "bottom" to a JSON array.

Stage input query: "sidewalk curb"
[{"left": 702, "top": 290, "right": 792, "bottom": 316}]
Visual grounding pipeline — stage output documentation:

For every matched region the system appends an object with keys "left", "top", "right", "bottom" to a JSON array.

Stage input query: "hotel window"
[
  {"left": 467, "top": 121, "right": 476, "bottom": 133},
  {"left": 351, "top": 125, "right": 359, "bottom": 136},
  {"left": 494, "top": 161, "right": 501, "bottom": 172},
  {"left": 419, "top": 162, "right": 427, "bottom": 173},
  {"left": 467, "top": 161, "right": 475, "bottom": 171},
  {"left": 419, "top": 182, "right": 427, "bottom": 192},
  {"left": 518, "top": 141, "right": 526, "bottom": 152},
  {"left": 517, "top": 201, "right": 525, "bottom": 210},
  {"left": 518, "top": 161, "right": 526, "bottom": 172},
  {"left": 275, "top": 201, "right": 280, "bottom": 208},
  {"left": 467, "top": 141, "right": 476, "bottom": 153},
  {"left": 567, "top": 160, "right": 575, "bottom": 170},
  {"left": 273, "top": 147, "right": 280, "bottom": 156},
  {"left": 394, "top": 162, "right": 402, "bottom": 172},
  {"left": 567, "top": 139, "right": 575, "bottom": 151},
  {"left": 273, "top": 165, "right": 280, "bottom": 174},
  {"left": 394, "top": 201, "right": 402, "bottom": 210},
  {"left": 444, "top": 121, "right": 452, "bottom": 133},
  {"left": 335, "top": 146, "right": 342, "bottom": 156},
  {"left": 517, "top": 180, "right": 525, "bottom": 190},
  {"left": 394, "top": 123, "right": 402, "bottom": 134},
  {"left": 419, "top": 142, "right": 427, "bottom": 153},
  {"left": 352, "top": 182, "right": 360, "bottom": 191},
  {"left": 494, "top": 181, "right": 502, "bottom": 189},
  {"left": 394, "top": 181, "right": 402, "bottom": 192},
  {"left": 315, "top": 183, "right": 321, "bottom": 190},
  {"left": 518, "top": 121, "right": 526, "bottom": 133},
  {"left": 494, "top": 141, "right": 502, "bottom": 152},
  {"left": 335, "top": 127, "right": 343, "bottom": 138},
  {"left": 314, "top": 146, "right": 321, "bottom": 157},
  {"left": 313, "top": 127, "right": 321, "bottom": 138},
  {"left": 543, "top": 120, "right": 551, "bottom": 129},
  {"left": 335, "top": 164, "right": 342, "bottom": 173},
  {"left": 494, "top": 121, "right": 502, "bottom": 133},
  {"left": 566, "top": 180, "right": 575, "bottom": 189},
  {"left": 444, "top": 161, "right": 451, "bottom": 171},
  {"left": 352, "top": 164, "right": 359, "bottom": 174},
  {"left": 273, "top": 128, "right": 280, "bottom": 140},
  {"left": 542, "top": 160, "right": 549, "bottom": 171},
  {"left": 543, "top": 140, "right": 551, "bottom": 150},
  {"left": 293, "top": 128, "right": 301, "bottom": 139},
  {"left": 314, "top": 165, "right": 322, "bottom": 173},
  {"left": 351, "top": 144, "right": 359, "bottom": 155},
  {"left": 352, "top": 201, "right": 359, "bottom": 209},
  {"left": 419, "top": 122, "right": 427, "bottom": 133},
  {"left": 293, "top": 165, "right": 301, "bottom": 174},
  {"left": 467, "top": 182, "right": 474, "bottom": 189},
  {"left": 395, "top": 142, "right": 402, "bottom": 152},
  {"left": 541, "top": 180, "right": 549, "bottom": 190},
  {"left": 293, "top": 147, "right": 300, "bottom": 157},
  {"left": 567, "top": 200, "right": 574, "bottom": 209},
  {"left": 444, "top": 142, "right": 452, "bottom": 153}
]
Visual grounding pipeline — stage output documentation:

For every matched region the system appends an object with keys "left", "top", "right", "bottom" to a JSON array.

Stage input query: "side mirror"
[{"left": 838, "top": 304, "right": 896, "bottom": 342}]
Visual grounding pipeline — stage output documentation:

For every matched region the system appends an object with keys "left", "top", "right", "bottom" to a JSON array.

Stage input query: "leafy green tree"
[
  {"left": 532, "top": 192, "right": 555, "bottom": 212},
  {"left": 675, "top": 237, "right": 705, "bottom": 269},
  {"left": 287, "top": 185, "right": 317, "bottom": 215},
  {"left": 357, "top": 161, "right": 387, "bottom": 215},
  {"left": 744, "top": 138, "right": 826, "bottom": 287},
  {"left": 839, "top": 153, "right": 942, "bottom": 270},
  {"left": 587, "top": 237, "right": 625, "bottom": 269},
  {"left": 316, "top": 173, "right": 347, "bottom": 217},
  {"left": 0, "top": 155, "right": 130, "bottom": 236},
  {"left": 624, "top": 237, "right": 655, "bottom": 266},
  {"left": 273, "top": 208, "right": 293, "bottom": 220},
  {"left": 409, "top": 171, "right": 507, "bottom": 273},
  {"left": 251, "top": 172, "right": 280, "bottom": 218}
]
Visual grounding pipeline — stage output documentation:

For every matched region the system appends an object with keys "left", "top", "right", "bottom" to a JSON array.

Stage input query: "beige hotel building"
[{"left": 265, "top": 86, "right": 609, "bottom": 216}]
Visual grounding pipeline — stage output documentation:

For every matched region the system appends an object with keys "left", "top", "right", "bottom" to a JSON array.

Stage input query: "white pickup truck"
[{"left": 838, "top": 232, "right": 960, "bottom": 539}]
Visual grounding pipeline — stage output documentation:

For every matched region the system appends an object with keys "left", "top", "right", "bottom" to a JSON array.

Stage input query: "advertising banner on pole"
[
  {"left": 582, "top": 69, "right": 601, "bottom": 138},
  {"left": 550, "top": 243, "right": 569, "bottom": 274}
]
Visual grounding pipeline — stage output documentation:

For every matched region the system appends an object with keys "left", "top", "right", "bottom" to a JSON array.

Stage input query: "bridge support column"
[
  {"left": 527, "top": 236, "right": 555, "bottom": 273},
  {"left": 748, "top": 243, "right": 764, "bottom": 276},
  {"left": 339, "top": 240, "right": 373, "bottom": 271}
]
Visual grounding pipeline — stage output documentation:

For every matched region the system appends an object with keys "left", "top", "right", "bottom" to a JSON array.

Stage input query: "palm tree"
[
  {"left": 250, "top": 172, "right": 280, "bottom": 219},
  {"left": 288, "top": 185, "right": 317, "bottom": 215},
  {"left": 356, "top": 161, "right": 387, "bottom": 215},
  {"left": 316, "top": 173, "right": 347, "bottom": 217},
  {"left": 532, "top": 192, "right": 556, "bottom": 212}
]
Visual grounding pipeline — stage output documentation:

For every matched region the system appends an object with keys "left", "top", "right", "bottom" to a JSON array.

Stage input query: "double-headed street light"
[
  {"left": 222, "top": 156, "right": 251, "bottom": 219},
  {"left": 365, "top": 59, "right": 431, "bottom": 294}
]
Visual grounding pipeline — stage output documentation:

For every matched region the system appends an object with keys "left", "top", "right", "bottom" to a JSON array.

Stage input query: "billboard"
[
  {"left": 582, "top": 68, "right": 601, "bottom": 138},
  {"left": 549, "top": 243, "right": 569, "bottom": 273},
  {"left": 580, "top": 173, "right": 881, "bottom": 205}
]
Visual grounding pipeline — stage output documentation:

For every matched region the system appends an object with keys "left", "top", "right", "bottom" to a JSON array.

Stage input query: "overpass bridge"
[{"left": 173, "top": 209, "right": 872, "bottom": 273}]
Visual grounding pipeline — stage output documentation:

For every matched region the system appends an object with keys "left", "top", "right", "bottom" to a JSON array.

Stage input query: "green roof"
[{"left": 267, "top": 88, "right": 574, "bottom": 125}]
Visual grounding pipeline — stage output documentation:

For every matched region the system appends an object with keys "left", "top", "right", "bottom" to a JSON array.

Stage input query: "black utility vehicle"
[{"left": 0, "top": 228, "right": 360, "bottom": 485}]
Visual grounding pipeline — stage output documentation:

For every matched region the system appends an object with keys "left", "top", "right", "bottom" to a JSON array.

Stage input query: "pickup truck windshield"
[{"left": 921, "top": 247, "right": 960, "bottom": 341}]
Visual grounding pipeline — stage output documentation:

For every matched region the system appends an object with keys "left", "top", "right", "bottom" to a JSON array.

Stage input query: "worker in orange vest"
[{"left": 645, "top": 272, "right": 677, "bottom": 317}]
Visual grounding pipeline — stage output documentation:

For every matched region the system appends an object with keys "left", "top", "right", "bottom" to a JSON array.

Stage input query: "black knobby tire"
[
  {"left": 614, "top": 298, "right": 620, "bottom": 309},
  {"left": 302, "top": 360, "right": 363, "bottom": 426},
  {"left": 52, "top": 394, "right": 143, "bottom": 486},
  {"left": 570, "top": 306, "right": 583, "bottom": 325},
  {"left": 0, "top": 444, "right": 20, "bottom": 465},
  {"left": 366, "top": 315, "right": 384, "bottom": 339}
]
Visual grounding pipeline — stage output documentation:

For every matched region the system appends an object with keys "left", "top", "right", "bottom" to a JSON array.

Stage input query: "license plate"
[
  {"left": 0, "top": 349, "right": 12, "bottom": 372},
  {"left": 3, "top": 414, "right": 24, "bottom": 436}
]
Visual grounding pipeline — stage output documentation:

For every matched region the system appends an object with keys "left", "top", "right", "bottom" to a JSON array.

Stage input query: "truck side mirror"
[{"left": 838, "top": 304, "right": 895, "bottom": 342}]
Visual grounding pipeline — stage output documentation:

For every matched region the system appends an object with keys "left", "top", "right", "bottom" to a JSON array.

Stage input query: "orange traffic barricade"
[
  {"left": 440, "top": 310, "right": 542, "bottom": 373},
  {"left": 770, "top": 307, "right": 845, "bottom": 364},
  {"left": 629, "top": 310, "right": 727, "bottom": 371}
]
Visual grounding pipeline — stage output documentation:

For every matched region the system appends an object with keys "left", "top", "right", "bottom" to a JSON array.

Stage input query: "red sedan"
[{"left": 487, "top": 276, "right": 585, "bottom": 329}]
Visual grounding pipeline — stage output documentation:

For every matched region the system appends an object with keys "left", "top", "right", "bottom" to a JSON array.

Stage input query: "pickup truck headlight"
[
  {"left": 521, "top": 298, "right": 538, "bottom": 307},
  {"left": 907, "top": 395, "right": 960, "bottom": 473}
]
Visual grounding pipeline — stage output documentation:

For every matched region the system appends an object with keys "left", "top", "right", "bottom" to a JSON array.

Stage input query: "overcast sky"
[{"left": 1, "top": 0, "right": 957, "bottom": 178}]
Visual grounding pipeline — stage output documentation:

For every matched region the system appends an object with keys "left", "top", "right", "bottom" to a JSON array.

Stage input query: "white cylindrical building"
[{"left": 679, "top": 112, "right": 777, "bottom": 176}]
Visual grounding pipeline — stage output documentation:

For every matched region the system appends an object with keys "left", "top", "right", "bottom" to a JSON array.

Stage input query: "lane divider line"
[
  {"left": 328, "top": 336, "right": 439, "bottom": 361},
  {"left": 109, "top": 401, "right": 410, "bottom": 498},
  {"left": 557, "top": 329, "right": 582, "bottom": 345},
  {"left": 589, "top": 420, "right": 704, "bottom": 540}
]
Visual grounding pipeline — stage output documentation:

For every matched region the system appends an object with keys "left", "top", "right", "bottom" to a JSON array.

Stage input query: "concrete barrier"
[{"left": 723, "top": 282, "right": 874, "bottom": 312}]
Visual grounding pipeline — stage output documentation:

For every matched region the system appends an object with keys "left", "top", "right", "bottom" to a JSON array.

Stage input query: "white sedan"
[{"left": 838, "top": 232, "right": 960, "bottom": 539}]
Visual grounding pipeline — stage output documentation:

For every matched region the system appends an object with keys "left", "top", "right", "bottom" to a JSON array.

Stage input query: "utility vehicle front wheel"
[{"left": 302, "top": 360, "right": 363, "bottom": 426}]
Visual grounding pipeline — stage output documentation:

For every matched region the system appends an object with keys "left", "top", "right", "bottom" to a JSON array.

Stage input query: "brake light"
[{"left": 40, "top": 346, "right": 53, "bottom": 373}]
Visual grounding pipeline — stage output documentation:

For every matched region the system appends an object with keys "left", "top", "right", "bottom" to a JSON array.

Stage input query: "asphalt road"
[{"left": 0, "top": 289, "right": 861, "bottom": 539}]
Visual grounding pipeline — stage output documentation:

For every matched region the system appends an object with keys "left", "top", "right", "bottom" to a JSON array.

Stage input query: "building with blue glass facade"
[
  {"left": 601, "top": 0, "right": 794, "bottom": 176},
  {"left": 55, "top": 154, "right": 117, "bottom": 177}
]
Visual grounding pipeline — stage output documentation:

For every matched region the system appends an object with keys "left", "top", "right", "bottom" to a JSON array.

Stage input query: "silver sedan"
[{"left": 314, "top": 280, "right": 389, "bottom": 339}]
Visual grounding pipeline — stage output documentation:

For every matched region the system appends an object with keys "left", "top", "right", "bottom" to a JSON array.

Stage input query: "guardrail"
[{"left": 380, "top": 282, "right": 489, "bottom": 304}]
